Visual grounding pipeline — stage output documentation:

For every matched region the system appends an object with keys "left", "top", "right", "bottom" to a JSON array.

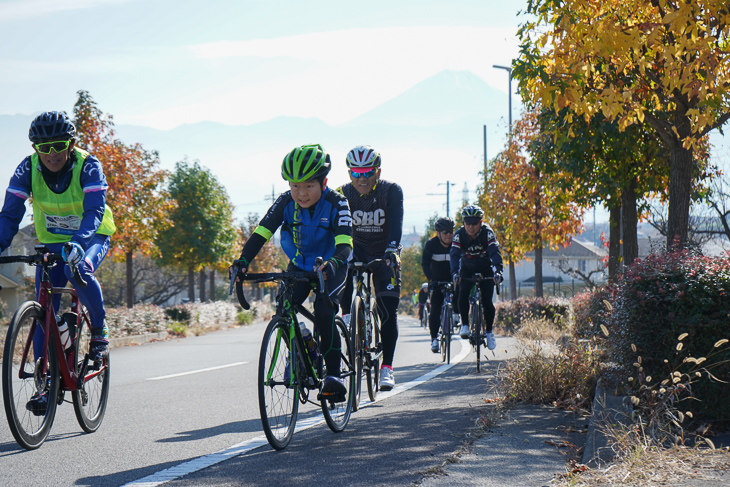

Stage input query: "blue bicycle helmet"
[{"left": 29, "top": 111, "right": 76, "bottom": 143}]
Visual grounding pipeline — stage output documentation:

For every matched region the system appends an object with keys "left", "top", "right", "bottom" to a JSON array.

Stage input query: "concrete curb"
[
  {"left": 109, "top": 331, "right": 169, "bottom": 348},
  {"left": 582, "top": 384, "right": 631, "bottom": 467}
]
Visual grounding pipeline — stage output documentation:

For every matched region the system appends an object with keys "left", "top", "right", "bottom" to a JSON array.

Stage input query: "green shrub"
[
  {"left": 167, "top": 321, "right": 188, "bottom": 336},
  {"left": 604, "top": 250, "right": 730, "bottom": 426},
  {"left": 164, "top": 306, "right": 191, "bottom": 322},
  {"left": 495, "top": 296, "right": 572, "bottom": 334},
  {"left": 237, "top": 310, "right": 255, "bottom": 325}
]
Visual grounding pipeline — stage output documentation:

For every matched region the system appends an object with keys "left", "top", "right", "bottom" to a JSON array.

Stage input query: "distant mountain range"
[{"left": 0, "top": 70, "right": 514, "bottom": 231}]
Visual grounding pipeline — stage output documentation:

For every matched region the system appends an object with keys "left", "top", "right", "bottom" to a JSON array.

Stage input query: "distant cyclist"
[
  {"left": 338, "top": 145, "right": 403, "bottom": 391},
  {"left": 417, "top": 282, "right": 429, "bottom": 321},
  {"left": 0, "top": 111, "right": 116, "bottom": 414},
  {"left": 421, "top": 217, "right": 459, "bottom": 353},
  {"left": 234, "top": 144, "right": 353, "bottom": 399},
  {"left": 450, "top": 205, "right": 503, "bottom": 350}
]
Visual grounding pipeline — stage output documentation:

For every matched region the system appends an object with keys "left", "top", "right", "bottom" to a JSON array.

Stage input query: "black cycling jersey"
[
  {"left": 450, "top": 224, "right": 504, "bottom": 276},
  {"left": 337, "top": 179, "right": 403, "bottom": 258},
  {"left": 421, "top": 235, "right": 452, "bottom": 282}
]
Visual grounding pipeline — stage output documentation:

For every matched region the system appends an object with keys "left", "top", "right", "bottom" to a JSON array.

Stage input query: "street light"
[{"left": 493, "top": 64, "right": 513, "bottom": 135}]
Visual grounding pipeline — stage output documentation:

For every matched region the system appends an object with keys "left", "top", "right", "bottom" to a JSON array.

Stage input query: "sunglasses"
[
  {"left": 439, "top": 230, "right": 454, "bottom": 235},
  {"left": 34, "top": 140, "right": 71, "bottom": 154},
  {"left": 350, "top": 168, "right": 377, "bottom": 179}
]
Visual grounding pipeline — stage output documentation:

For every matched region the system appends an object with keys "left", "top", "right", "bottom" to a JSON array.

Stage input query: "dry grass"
[{"left": 554, "top": 444, "right": 730, "bottom": 485}]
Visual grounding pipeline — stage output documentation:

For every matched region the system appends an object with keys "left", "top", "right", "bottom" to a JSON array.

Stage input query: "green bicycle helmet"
[{"left": 281, "top": 144, "right": 331, "bottom": 183}]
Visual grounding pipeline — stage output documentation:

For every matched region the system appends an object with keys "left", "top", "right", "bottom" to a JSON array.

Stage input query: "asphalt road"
[{"left": 0, "top": 315, "right": 578, "bottom": 486}]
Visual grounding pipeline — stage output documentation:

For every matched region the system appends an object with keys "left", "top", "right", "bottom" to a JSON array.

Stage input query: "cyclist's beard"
[{"left": 438, "top": 235, "right": 451, "bottom": 248}]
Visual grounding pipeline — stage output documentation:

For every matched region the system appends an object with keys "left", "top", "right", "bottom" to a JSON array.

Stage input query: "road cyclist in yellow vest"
[{"left": 0, "top": 111, "right": 116, "bottom": 414}]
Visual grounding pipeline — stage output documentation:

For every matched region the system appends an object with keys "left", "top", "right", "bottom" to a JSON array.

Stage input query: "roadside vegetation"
[{"left": 491, "top": 249, "right": 730, "bottom": 485}]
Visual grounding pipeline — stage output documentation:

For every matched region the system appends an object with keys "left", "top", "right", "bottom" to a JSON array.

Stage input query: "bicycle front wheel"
[
  {"left": 258, "top": 318, "right": 299, "bottom": 450},
  {"left": 350, "top": 296, "right": 364, "bottom": 412},
  {"left": 366, "top": 299, "right": 381, "bottom": 402},
  {"left": 440, "top": 306, "right": 451, "bottom": 364},
  {"left": 322, "top": 317, "right": 353, "bottom": 433},
  {"left": 2, "top": 302, "right": 60, "bottom": 450},
  {"left": 72, "top": 308, "right": 110, "bottom": 433},
  {"left": 471, "top": 299, "right": 483, "bottom": 372}
]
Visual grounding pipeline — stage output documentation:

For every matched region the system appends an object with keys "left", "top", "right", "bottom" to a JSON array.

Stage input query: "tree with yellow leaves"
[
  {"left": 481, "top": 109, "right": 583, "bottom": 297},
  {"left": 515, "top": 0, "right": 730, "bottom": 248}
]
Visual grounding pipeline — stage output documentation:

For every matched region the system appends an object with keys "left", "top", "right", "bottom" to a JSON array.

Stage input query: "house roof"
[{"left": 526, "top": 238, "right": 608, "bottom": 259}]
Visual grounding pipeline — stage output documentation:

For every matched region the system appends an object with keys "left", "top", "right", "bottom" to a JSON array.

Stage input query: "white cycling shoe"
[
  {"left": 380, "top": 366, "right": 395, "bottom": 391},
  {"left": 486, "top": 332, "right": 496, "bottom": 350},
  {"left": 459, "top": 324, "right": 470, "bottom": 339}
]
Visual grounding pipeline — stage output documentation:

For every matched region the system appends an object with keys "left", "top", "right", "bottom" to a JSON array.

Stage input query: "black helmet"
[
  {"left": 434, "top": 217, "right": 455, "bottom": 232},
  {"left": 29, "top": 111, "right": 76, "bottom": 143},
  {"left": 461, "top": 205, "right": 484, "bottom": 219},
  {"left": 281, "top": 144, "right": 331, "bottom": 183}
]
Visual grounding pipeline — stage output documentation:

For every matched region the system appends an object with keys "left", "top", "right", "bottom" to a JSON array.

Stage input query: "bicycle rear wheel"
[
  {"left": 258, "top": 318, "right": 299, "bottom": 450},
  {"left": 322, "top": 317, "right": 353, "bottom": 433},
  {"left": 72, "top": 309, "right": 110, "bottom": 433},
  {"left": 350, "top": 296, "right": 364, "bottom": 412},
  {"left": 2, "top": 302, "right": 60, "bottom": 450},
  {"left": 366, "top": 299, "right": 381, "bottom": 402}
]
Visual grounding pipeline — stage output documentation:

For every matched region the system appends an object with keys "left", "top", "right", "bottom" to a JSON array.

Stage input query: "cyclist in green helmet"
[{"left": 234, "top": 144, "right": 353, "bottom": 399}]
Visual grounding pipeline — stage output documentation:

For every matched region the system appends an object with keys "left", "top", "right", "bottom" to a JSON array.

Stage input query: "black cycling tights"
[
  {"left": 458, "top": 279, "right": 496, "bottom": 334},
  {"left": 376, "top": 296, "right": 399, "bottom": 367}
]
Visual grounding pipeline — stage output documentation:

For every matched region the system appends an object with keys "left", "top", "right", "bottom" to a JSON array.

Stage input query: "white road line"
[
  {"left": 125, "top": 342, "right": 471, "bottom": 487},
  {"left": 146, "top": 362, "right": 248, "bottom": 381}
]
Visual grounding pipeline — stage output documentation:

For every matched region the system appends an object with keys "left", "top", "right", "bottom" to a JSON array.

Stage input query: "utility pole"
[
  {"left": 264, "top": 185, "right": 276, "bottom": 204},
  {"left": 493, "top": 64, "right": 513, "bottom": 136},
  {"left": 483, "top": 124, "right": 487, "bottom": 167},
  {"left": 427, "top": 181, "right": 456, "bottom": 217}
]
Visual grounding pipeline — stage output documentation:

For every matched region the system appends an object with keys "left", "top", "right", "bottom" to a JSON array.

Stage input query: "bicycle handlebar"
[
  {"left": 229, "top": 258, "right": 331, "bottom": 310},
  {"left": 348, "top": 258, "right": 397, "bottom": 283},
  {"left": 0, "top": 245, "right": 87, "bottom": 288}
]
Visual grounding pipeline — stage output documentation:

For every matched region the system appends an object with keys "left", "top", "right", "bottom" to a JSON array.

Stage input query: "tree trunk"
[
  {"left": 667, "top": 145, "right": 693, "bottom": 250},
  {"left": 621, "top": 180, "right": 639, "bottom": 268},
  {"left": 126, "top": 250, "right": 134, "bottom": 309},
  {"left": 534, "top": 242, "right": 543, "bottom": 298},
  {"left": 188, "top": 266, "right": 195, "bottom": 302},
  {"left": 209, "top": 269, "right": 215, "bottom": 302},
  {"left": 608, "top": 205, "right": 621, "bottom": 282},
  {"left": 508, "top": 254, "right": 516, "bottom": 301},
  {"left": 199, "top": 268, "right": 206, "bottom": 302}
]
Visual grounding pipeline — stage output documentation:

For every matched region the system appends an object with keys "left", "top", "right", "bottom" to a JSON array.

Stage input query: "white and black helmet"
[{"left": 346, "top": 145, "right": 381, "bottom": 169}]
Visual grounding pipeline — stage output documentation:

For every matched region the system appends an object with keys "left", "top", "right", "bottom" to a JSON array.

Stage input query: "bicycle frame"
[
  {"left": 18, "top": 256, "right": 101, "bottom": 393},
  {"left": 350, "top": 263, "right": 382, "bottom": 362}
]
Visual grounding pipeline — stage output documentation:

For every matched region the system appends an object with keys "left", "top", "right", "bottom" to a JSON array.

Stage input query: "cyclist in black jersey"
[
  {"left": 337, "top": 145, "right": 403, "bottom": 391},
  {"left": 450, "top": 205, "right": 503, "bottom": 350},
  {"left": 235, "top": 144, "right": 353, "bottom": 398},
  {"left": 421, "top": 217, "right": 460, "bottom": 353}
]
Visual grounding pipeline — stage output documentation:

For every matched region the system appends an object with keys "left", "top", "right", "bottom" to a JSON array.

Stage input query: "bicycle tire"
[
  {"left": 2, "top": 302, "right": 60, "bottom": 450},
  {"left": 322, "top": 317, "right": 353, "bottom": 433},
  {"left": 440, "top": 305, "right": 451, "bottom": 364},
  {"left": 472, "top": 295, "right": 483, "bottom": 372},
  {"left": 366, "top": 298, "right": 381, "bottom": 402},
  {"left": 258, "top": 317, "right": 299, "bottom": 450},
  {"left": 350, "top": 296, "right": 364, "bottom": 412},
  {"left": 72, "top": 307, "right": 110, "bottom": 433}
]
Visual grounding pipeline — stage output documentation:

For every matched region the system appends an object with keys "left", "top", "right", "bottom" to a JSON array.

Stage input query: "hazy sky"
[
  {"left": 5, "top": 0, "right": 727, "bottom": 235},
  {"left": 0, "top": 0, "right": 523, "bottom": 128}
]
